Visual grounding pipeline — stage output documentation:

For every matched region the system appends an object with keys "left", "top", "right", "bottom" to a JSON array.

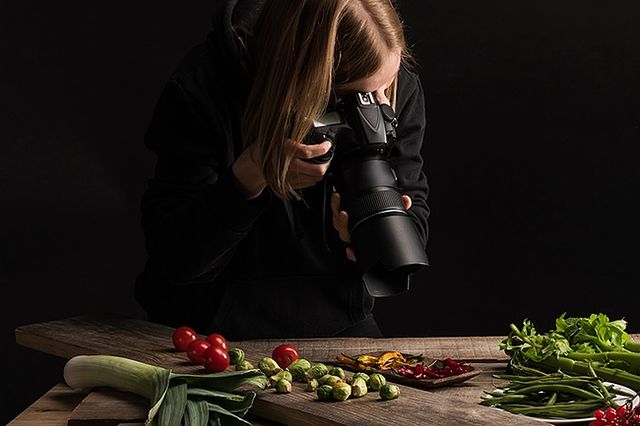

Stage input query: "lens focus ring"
[{"left": 346, "top": 189, "right": 406, "bottom": 231}]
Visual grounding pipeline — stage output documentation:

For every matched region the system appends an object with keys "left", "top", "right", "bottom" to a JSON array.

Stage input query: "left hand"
[{"left": 331, "top": 192, "right": 412, "bottom": 262}]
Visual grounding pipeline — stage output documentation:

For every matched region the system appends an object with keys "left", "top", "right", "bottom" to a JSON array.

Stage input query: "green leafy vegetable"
[
  {"left": 500, "top": 314, "right": 640, "bottom": 391},
  {"left": 64, "top": 355, "right": 268, "bottom": 426}
]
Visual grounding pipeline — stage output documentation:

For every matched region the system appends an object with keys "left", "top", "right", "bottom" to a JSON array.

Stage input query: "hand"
[
  {"left": 232, "top": 140, "right": 333, "bottom": 199},
  {"left": 331, "top": 192, "right": 412, "bottom": 262},
  {"left": 286, "top": 139, "right": 333, "bottom": 190}
]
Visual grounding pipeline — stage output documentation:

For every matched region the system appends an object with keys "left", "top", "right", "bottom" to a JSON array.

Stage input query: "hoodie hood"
[
  {"left": 210, "top": 0, "right": 263, "bottom": 76},
  {"left": 204, "top": 0, "right": 264, "bottom": 110}
]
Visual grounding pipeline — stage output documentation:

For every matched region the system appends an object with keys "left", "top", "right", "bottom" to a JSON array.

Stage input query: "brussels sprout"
[
  {"left": 270, "top": 370, "right": 293, "bottom": 387},
  {"left": 306, "top": 378, "right": 319, "bottom": 392},
  {"left": 228, "top": 348, "right": 245, "bottom": 365},
  {"left": 328, "top": 367, "right": 346, "bottom": 380},
  {"left": 258, "top": 357, "right": 282, "bottom": 377},
  {"left": 352, "top": 372, "right": 370, "bottom": 383},
  {"left": 287, "top": 358, "right": 312, "bottom": 382},
  {"left": 318, "top": 374, "right": 342, "bottom": 387},
  {"left": 275, "top": 379, "right": 292, "bottom": 394},
  {"left": 351, "top": 378, "right": 368, "bottom": 398},
  {"left": 332, "top": 382, "right": 352, "bottom": 401},
  {"left": 305, "top": 363, "right": 329, "bottom": 381},
  {"left": 316, "top": 384, "right": 333, "bottom": 401},
  {"left": 367, "top": 373, "right": 386, "bottom": 391},
  {"left": 379, "top": 383, "right": 400, "bottom": 400},
  {"left": 235, "top": 360, "right": 254, "bottom": 371}
]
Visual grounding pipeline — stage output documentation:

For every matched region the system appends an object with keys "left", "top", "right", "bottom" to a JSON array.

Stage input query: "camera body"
[{"left": 307, "top": 92, "right": 428, "bottom": 297}]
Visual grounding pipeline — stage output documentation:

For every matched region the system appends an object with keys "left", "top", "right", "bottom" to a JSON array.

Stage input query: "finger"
[
  {"left": 332, "top": 212, "right": 350, "bottom": 243},
  {"left": 373, "top": 87, "right": 391, "bottom": 106},
  {"left": 346, "top": 247, "right": 357, "bottom": 262},
  {"left": 337, "top": 211, "right": 351, "bottom": 243},
  {"left": 331, "top": 192, "right": 340, "bottom": 215},
  {"left": 295, "top": 141, "right": 332, "bottom": 160},
  {"left": 293, "top": 158, "right": 331, "bottom": 178},
  {"left": 402, "top": 195, "right": 412, "bottom": 210}
]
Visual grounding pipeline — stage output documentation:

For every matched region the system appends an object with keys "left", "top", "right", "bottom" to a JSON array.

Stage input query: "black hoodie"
[{"left": 135, "top": 0, "right": 430, "bottom": 339}]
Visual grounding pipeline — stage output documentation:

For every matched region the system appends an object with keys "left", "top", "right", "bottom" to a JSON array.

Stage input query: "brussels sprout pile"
[
  {"left": 248, "top": 354, "right": 400, "bottom": 402},
  {"left": 314, "top": 370, "right": 399, "bottom": 402}
]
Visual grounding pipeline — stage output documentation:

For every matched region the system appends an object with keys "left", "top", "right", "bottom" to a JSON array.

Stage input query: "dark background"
[{"left": 2, "top": 0, "right": 639, "bottom": 422}]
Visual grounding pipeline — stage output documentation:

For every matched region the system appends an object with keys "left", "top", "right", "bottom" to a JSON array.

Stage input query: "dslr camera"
[{"left": 306, "top": 92, "right": 428, "bottom": 297}]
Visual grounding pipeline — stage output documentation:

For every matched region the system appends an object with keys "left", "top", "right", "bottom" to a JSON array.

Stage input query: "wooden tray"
[{"left": 329, "top": 352, "right": 481, "bottom": 390}]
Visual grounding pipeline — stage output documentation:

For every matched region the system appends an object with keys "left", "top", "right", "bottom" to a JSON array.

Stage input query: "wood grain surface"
[
  {"left": 67, "top": 389, "right": 148, "bottom": 425},
  {"left": 13, "top": 315, "right": 559, "bottom": 425},
  {"left": 7, "top": 383, "right": 88, "bottom": 426}
]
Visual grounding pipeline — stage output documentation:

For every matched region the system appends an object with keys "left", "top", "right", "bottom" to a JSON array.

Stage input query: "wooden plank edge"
[
  {"left": 15, "top": 326, "right": 100, "bottom": 359},
  {"left": 250, "top": 398, "right": 342, "bottom": 426}
]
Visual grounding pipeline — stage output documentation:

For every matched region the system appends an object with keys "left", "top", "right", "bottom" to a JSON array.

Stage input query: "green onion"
[{"left": 64, "top": 355, "right": 268, "bottom": 426}]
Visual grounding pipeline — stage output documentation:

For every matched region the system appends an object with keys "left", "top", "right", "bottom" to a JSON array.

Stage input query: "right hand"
[{"left": 232, "top": 139, "right": 333, "bottom": 199}]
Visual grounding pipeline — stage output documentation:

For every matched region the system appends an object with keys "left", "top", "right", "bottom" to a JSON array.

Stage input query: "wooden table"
[{"left": 13, "top": 314, "right": 605, "bottom": 425}]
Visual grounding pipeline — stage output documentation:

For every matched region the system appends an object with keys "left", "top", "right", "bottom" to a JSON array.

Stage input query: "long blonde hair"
[{"left": 242, "top": 0, "right": 409, "bottom": 199}]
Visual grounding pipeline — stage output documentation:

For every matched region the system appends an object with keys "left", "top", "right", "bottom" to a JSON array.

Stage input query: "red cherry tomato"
[
  {"left": 172, "top": 326, "right": 198, "bottom": 351},
  {"left": 272, "top": 344, "right": 299, "bottom": 369},
  {"left": 186, "top": 339, "right": 211, "bottom": 365},
  {"left": 203, "top": 346, "right": 230, "bottom": 372},
  {"left": 206, "top": 333, "right": 229, "bottom": 351}
]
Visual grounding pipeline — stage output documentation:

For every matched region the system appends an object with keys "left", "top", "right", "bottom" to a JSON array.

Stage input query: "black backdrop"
[{"left": 2, "top": 0, "right": 639, "bottom": 422}]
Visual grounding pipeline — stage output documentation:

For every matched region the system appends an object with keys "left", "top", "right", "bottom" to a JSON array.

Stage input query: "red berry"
[
  {"left": 595, "top": 409, "right": 605, "bottom": 419},
  {"left": 605, "top": 407, "right": 618, "bottom": 422}
]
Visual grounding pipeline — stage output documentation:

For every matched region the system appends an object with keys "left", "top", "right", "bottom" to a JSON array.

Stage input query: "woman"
[{"left": 135, "top": 0, "right": 429, "bottom": 339}]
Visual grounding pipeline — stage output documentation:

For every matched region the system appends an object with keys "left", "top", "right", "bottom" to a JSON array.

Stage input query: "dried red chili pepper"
[{"left": 393, "top": 359, "right": 472, "bottom": 380}]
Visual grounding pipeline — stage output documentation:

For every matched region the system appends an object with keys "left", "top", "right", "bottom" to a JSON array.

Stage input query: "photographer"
[{"left": 135, "top": 0, "right": 429, "bottom": 339}]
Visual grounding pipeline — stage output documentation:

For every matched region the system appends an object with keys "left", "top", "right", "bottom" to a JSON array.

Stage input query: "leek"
[{"left": 64, "top": 355, "right": 268, "bottom": 426}]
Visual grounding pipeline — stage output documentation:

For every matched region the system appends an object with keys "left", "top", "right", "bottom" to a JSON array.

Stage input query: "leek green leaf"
[
  {"left": 183, "top": 400, "right": 209, "bottom": 426},
  {"left": 158, "top": 381, "right": 187, "bottom": 426}
]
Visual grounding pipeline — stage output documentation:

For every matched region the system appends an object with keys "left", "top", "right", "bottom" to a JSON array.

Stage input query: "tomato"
[
  {"left": 272, "top": 344, "right": 299, "bottom": 369},
  {"left": 206, "top": 333, "right": 229, "bottom": 351},
  {"left": 203, "top": 346, "right": 230, "bottom": 372},
  {"left": 172, "top": 326, "right": 198, "bottom": 351},
  {"left": 186, "top": 339, "right": 211, "bottom": 365}
]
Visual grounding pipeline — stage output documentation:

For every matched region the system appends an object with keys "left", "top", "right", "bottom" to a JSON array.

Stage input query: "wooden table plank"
[
  {"left": 14, "top": 315, "right": 550, "bottom": 425},
  {"left": 15, "top": 315, "right": 511, "bottom": 366},
  {"left": 7, "top": 383, "right": 282, "bottom": 426},
  {"left": 8, "top": 383, "right": 88, "bottom": 426},
  {"left": 67, "top": 389, "right": 148, "bottom": 425}
]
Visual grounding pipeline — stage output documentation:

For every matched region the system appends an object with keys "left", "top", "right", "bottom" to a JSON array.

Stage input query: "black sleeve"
[
  {"left": 141, "top": 79, "right": 271, "bottom": 282},
  {"left": 390, "top": 71, "right": 430, "bottom": 249}
]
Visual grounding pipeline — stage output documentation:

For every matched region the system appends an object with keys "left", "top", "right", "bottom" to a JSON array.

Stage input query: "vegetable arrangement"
[
  {"left": 481, "top": 366, "right": 634, "bottom": 419},
  {"left": 64, "top": 326, "right": 407, "bottom": 426},
  {"left": 493, "top": 313, "right": 640, "bottom": 423},
  {"left": 256, "top": 353, "right": 402, "bottom": 402},
  {"left": 500, "top": 314, "right": 640, "bottom": 391}
]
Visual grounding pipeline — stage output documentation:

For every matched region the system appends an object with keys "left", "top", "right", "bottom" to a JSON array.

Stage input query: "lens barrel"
[{"left": 336, "top": 156, "right": 428, "bottom": 297}]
